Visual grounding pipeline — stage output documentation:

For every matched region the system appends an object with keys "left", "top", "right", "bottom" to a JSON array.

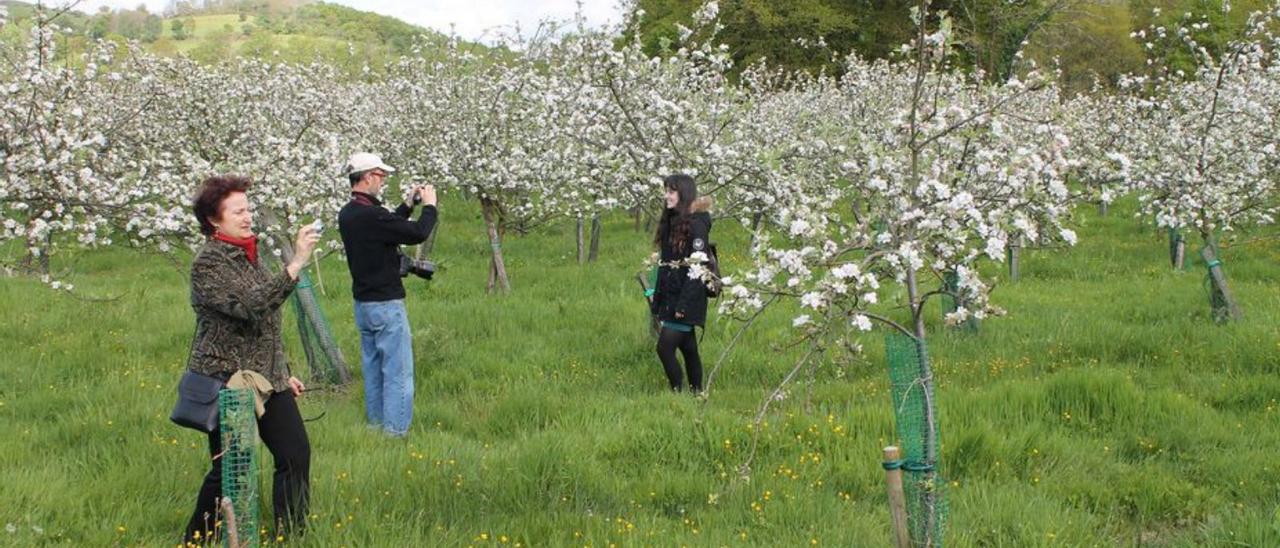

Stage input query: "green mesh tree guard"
[
  {"left": 290, "top": 271, "right": 351, "bottom": 385},
  {"left": 219, "top": 388, "right": 259, "bottom": 548},
  {"left": 942, "top": 271, "right": 979, "bottom": 332},
  {"left": 885, "top": 332, "right": 947, "bottom": 547},
  {"left": 1005, "top": 238, "right": 1022, "bottom": 282},
  {"left": 259, "top": 231, "right": 350, "bottom": 386},
  {"left": 1199, "top": 241, "right": 1242, "bottom": 323},
  {"left": 637, "top": 267, "right": 660, "bottom": 338}
]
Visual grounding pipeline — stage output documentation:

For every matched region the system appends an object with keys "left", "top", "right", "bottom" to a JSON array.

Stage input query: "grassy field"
[{"left": 0, "top": 196, "right": 1278, "bottom": 546}]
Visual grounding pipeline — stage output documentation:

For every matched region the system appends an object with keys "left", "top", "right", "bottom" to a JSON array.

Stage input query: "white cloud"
[{"left": 65, "top": 0, "right": 626, "bottom": 42}]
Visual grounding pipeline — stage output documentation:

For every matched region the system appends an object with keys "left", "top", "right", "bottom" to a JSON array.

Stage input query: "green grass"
[
  {"left": 165, "top": 15, "right": 356, "bottom": 56},
  {"left": 0, "top": 196, "right": 1278, "bottom": 546}
]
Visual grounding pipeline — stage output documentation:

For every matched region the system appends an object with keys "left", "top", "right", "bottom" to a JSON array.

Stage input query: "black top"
[
  {"left": 652, "top": 198, "right": 713, "bottom": 327},
  {"left": 338, "top": 191, "right": 437, "bottom": 302}
]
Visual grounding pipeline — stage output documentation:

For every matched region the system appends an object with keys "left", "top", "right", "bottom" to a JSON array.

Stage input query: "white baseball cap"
[{"left": 343, "top": 152, "right": 396, "bottom": 177}]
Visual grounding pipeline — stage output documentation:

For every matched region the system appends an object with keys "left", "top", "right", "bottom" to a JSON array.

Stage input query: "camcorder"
[{"left": 399, "top": 253, "right": 435, "bottom": 280}]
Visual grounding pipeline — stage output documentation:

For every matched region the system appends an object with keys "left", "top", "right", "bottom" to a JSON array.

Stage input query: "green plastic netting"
[
  {"left": 637, "top": 266, "right": 660, "bottom": 338},
  {"left": 942, "top": 271, "right": 979, "bottom": 332},
  {"left": 1197, "top": 241, "right": 1240, "bottom": 324},
  {"left": 885, "top": 332, "right": 947, "bottom": 547},
  {"left": 219, "top": 388, "right": 259, "bottom": 548},
  {"left": 290, "top": 271, "right": 350, "bottom": 385}
]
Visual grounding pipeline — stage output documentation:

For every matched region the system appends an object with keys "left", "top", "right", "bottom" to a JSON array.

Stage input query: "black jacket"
[
  {"left": 338, "top": 191, "right": 437, "bottom": 302},
  {"left": 652, "top": 197, "right": 713, "bottom": 327}
]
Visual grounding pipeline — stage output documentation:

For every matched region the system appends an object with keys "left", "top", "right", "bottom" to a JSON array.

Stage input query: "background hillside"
[
  {"left": 0, "top": 0, "right": 473, "bottom": 74},
  {"left": 2, "top": 0, "right": 1270, "bottom": 92}
]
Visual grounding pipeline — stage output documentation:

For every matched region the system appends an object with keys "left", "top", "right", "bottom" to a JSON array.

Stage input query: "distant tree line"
[{"left": 626, "top": 0, "right": 1269, "bottom": 92}]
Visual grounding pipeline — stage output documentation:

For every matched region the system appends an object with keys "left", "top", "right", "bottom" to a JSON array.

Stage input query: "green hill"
[{"left": 0, "top": 0, "right": 475, "bottom": 74}]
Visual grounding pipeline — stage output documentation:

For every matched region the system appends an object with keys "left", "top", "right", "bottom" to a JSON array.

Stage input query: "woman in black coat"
[{"left": 651, "top": 174, "right": 712, "bottom": 392}]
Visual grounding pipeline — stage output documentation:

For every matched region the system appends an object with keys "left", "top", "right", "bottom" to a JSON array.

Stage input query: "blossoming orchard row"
[{"left": 1, "top": 2, "right": 1276, "bottom": 324}]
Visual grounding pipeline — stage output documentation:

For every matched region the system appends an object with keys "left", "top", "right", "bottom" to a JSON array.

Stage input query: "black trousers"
[
  {"left": 656, "top": 327, "right": 703, "bottom": 392},
  {"left": 183, "top": 390, "right": 311, "bottom": 544}
]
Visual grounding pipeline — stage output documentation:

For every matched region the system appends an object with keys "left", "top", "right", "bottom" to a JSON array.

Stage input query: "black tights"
[
  {"left": 656, "top": 327, "right": 703, "bottom": 392},
  {"left": 183, "top": 390, "right": 311, "bottom": 545}
]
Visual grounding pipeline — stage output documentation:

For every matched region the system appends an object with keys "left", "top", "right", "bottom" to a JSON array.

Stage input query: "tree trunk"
[
  {"left": 576, "top": 216, "right": 586, "bottom": 265},
  {"left": 1098, "top": 200, "right": 1109, "bottom": 217},
  {"left": 749, "top": 211, "right": 764, "bottom": 251},
  {"left": 39, "top": 233, "right": 51, "bottom": 274},
  {"left": 1200, "top": 237, "right": 1242, "bottom": 323},
  {"left": 1169, "top": 229, "right": 1186, "bottom": 270},
  {"left": 588, "top": 213, "right": 602, "bottom": 262},
  {"left": 481, "top": 197, "right": 511, "bottom": 294},
  {"left": 1007, "top": 237, "right": 1022, "bottom": 282}
]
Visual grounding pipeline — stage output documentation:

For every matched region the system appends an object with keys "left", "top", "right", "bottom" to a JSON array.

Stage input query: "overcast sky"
[{"left": 66, "top": 0, "right": 628, "bottom": 42}]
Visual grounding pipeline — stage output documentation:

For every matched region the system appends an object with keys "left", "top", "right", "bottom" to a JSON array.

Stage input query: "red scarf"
[{"left": 213, "top": 232, "right": 259, "bottom": 265}]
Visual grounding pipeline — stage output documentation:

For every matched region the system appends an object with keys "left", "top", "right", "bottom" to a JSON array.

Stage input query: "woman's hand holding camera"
[{"left": 286, "top": 223, "right": 322, "bottom": 281}]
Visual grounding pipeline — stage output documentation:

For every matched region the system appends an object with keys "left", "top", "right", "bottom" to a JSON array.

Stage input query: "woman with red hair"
[{"left": 183, "top": 175, "right": 320, "bottom": 544}]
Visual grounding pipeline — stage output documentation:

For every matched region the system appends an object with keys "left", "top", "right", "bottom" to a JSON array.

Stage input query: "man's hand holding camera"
[
  {"left": 397, "top": 183, "right": 437, "bottom": 280},
  {"left": 406, "top": 184, "right": 437, "bottom": 208}
]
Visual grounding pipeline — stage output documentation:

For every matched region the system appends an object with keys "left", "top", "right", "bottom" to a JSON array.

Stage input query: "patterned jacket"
[{"left": 186, "top": 239, "right": 297, "bottom": 392}]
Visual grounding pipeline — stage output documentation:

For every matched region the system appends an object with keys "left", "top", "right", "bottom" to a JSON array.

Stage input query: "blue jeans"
[{"left": 353, "top": 299, "right": 414, "bottom": 436}]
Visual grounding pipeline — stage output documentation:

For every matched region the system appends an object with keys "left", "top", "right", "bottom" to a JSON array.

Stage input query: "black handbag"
[{"left": 170, "top": 369, "right": 225, "bottom": 433}]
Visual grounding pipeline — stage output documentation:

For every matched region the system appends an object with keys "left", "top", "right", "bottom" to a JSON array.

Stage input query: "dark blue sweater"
[{"left": 338, "top": 192, "right": 437, "bottom": 302}]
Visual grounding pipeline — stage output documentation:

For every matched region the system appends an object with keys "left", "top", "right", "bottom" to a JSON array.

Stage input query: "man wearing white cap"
[{"left": 337, "top": 152, "right": 437, "bottom": 437}]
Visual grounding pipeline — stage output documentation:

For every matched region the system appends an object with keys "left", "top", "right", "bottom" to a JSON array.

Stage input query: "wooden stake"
[
  {"left": 884, "top": 446, "right": 911, "bottom": 548},
  {"left": 219, "top": 497, "right": 240, "bottom": 548},
  {"left": 310, "top": 256, "right": 326, "bottom": 296}
]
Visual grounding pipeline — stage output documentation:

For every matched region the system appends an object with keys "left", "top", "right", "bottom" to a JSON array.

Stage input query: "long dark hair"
[{"left": 654, "top": 174, "right": 697, "bottom": 251}]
